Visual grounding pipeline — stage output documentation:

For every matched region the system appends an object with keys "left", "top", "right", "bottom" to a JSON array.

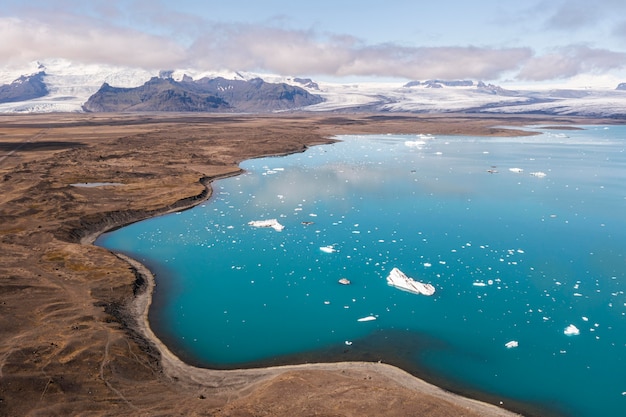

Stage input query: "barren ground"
[{"left": 0, "top": 113, "right": 611, "bottom": 417}]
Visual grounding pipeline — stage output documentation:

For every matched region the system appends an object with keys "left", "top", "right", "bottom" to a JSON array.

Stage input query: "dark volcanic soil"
[{"left": 0, "top": 113, "right": 607, "bottom": 417}]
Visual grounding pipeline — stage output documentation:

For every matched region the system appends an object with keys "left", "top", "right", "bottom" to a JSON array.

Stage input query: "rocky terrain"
[
  {"left": 82, "top": 76, "right": 323, "bottom": 112},
  {"left": 0, "top": 113, "right": 612, "bottom": 416},
  {"left": 0, "top": 71, "right": 48, "bottom": 104}
]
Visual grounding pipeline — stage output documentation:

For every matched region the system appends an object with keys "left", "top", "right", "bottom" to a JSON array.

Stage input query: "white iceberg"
[
  {"left": 357, "top": 316, "right": 377, "bottom": 322},
  {"left": 564, "top": 324, "right": 580, "bottom": 336},
  {"left": 404, "top": 140, "right": 427, "bottom": 148},
  {"left": 530, "top": 171, "right": 547, "bottom": 177},
  {"left": 509, "top": 167, "right": 524, "bottom": 173},
  {"left": 386, "top": 267, "right": 435, "bottom": 296},
  {"left": 505, "top": 340, "right": 519, "bottom": 348},
  {"left": 320, "top": 245, "right": 337, "bottom": 253},
  {"left": 248, "top": 219, "right": 285, "bottom": 231}
]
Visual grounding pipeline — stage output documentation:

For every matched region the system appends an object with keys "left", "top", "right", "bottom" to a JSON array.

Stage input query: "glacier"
[{"left": 2, "top": 59, "right": 626, "bottom": 116}]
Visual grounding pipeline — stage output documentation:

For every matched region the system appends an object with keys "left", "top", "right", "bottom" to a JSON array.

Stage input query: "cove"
[{"left": 96, "top": 126, "right": 626, "bottom": 417}]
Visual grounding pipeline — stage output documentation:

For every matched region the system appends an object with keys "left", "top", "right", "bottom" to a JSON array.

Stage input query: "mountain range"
[
  {"left": 82, "top": 75, "right": 323, "bottom": 112},
  {"left": 1, "top": 59, "right": 626, "bottom": 117}
]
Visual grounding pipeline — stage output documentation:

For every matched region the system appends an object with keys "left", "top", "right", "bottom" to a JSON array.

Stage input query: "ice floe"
[
  {"left": 404, "top": 140, "right": 427, "bottom": 148},
  {"left": 386, "top": 267, "right": 435, "bottom": 296},
  {"left": 338, "top": 278, "right": 351, "bottom": 285},
  {"left": 564, "top": 324, "right": 580, "bottom": 336},
  {"left": 505, "top": 340, "right": 519, "bottom": 348},
  {"left": 530, "top": 171, "right": 547, "bottom": 178},
  {"left": 357, "top": 315, "right": 377, "bottom": 322},
  {"left": 509, "top": 167, "right": 524, "bottom": 173},
  {"left": 248, "top": 219, "right": 285, "bottom": 231},
  {"left": 320, "top": 245, "right": 337, "bottom": 253}
]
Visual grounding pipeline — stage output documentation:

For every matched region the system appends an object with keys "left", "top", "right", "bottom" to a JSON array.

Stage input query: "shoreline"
[
  {"left": 92, "top": 141, "right": 528, "bottom": 416},
  {"left": 111, "top": 221, "right": 525, "bottom": 417},
  {"left": 3, "top": 113, "right": 609, "bottom": 416}
]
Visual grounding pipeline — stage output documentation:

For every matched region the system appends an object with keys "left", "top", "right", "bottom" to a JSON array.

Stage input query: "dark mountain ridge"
[
  {"left": 0, "top": 71, "right": 48, "bottom": 103},
  {"left": 83, "top": 76, "right": 324, "bottom": 112}
]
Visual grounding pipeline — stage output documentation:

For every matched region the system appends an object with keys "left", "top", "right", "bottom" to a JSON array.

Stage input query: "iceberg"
[
  {"left": 248, "top": 219, "right": 284, "bottom": 231},
  {"left": 386, "top": 267, "right": 435, "bottom": 296},
  {"left": 564, "top": 324, "right": 580, "bottom": 336},
  {"left": 320, "top": 245, "right": 337, "bottom": 253},
  {"left": 505, "top": 340, "right": 519, "bottom": 348},
  {"left": 357, "top": 316, "right": 377, "bottom": 322},
  {"left": 404, "top": 140, "right": 427, "bottom": 148},
  {"left": 530, "top": 171, "right": 547, "bottom": 177},
  {"left": 338, "top": 278, "right": 351, "bottom": 285},
  {"left": 509, "top": 167, "right": 524, "bottom": 173}
]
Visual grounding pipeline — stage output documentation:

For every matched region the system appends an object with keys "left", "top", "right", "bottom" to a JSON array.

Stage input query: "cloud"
[
  {"left": 2, "top": 6, "right": 625, "bottom": 83},
  {"left": 0, "top": 16, "right": 187, "bottom": 69},
  {"left": 543, "top": 0, "right": 603, "bottom": 30},
  {"left": 517, "top": 45, "right": 626, "bottom": 80},
  {"left": 612, "top": 20, "right": 626, "bottom": 38},
  {"left": 188, "top": 25, "right": 532, "bottom": 80}
]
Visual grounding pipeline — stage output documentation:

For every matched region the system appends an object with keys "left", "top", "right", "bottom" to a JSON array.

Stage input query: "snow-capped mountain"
[{"left": 1, "top": 59, "right": 626, "bottom": 117}]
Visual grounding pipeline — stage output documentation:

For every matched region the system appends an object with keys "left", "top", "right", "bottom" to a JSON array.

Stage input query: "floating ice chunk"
[
  {"left": 473, "top": 282, "right": 487, "bottom": 287},
  {"left": 509, "top": 168, "right": 524, "bottom": 173},
  {"left": 530, "top": 171, "right": 547, "bottom": 178},
  {"left": 386, "top": 267, "right": 435, "bottom": 296},
  {"left": 564, "top": 324, "right": 580, "bottom": 336},
  {"left": 345, "top": 341, "right": 353, "bottom": 345},
  {"left": 505, "top": 340, "right": 519, "bottom": 348},
  {"left": 338, "top": 278, "right": 351, "bottom": 285},
  {"left": 248, "top": 219, "right": 285, "bottom": 231},
  {"left": 423, "top": 262, "right": 432, "bottom": 268},
  {"left": 405, "top": 140, "right": 427, "bottom": 148},
  {"left": 357, "top": 316, "right": 377, "bottom": 322},
  {"left": 320, "top": 245, "right": 337, "bottom": 253}
]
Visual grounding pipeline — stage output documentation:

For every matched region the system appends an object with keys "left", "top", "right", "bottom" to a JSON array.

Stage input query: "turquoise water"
[{"left": 97, "top": 126, "right": 626, "bottom": 417}]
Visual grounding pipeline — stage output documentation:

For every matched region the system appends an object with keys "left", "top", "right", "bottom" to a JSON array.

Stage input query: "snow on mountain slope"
[
  {"left": 0, "top": 59, "right": 155, "bottom": 112},
  {"left": 307, "top": 82, "right": 626, "bottom": 116},
  {"left": 2, "top": 59, "right": 626, "bottom": 116},
  {"left": 481, "top": 90, "right": 626, "bottom": 117}
]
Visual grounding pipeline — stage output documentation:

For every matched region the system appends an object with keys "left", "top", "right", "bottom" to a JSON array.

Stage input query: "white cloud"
[
  {"left": 188, "top": 25, "right": 532, "bottom": 80},
  {"left": 2, "top": 5, "right": 626, "bottom": 84},
  {"left": 518, "top": 45, "right": 626, "bottom": 80},
  {"left": 0, "top": 16, "right": 187, "bottom": 69}
]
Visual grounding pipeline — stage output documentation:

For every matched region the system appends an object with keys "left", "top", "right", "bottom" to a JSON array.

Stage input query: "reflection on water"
[{"left": 97, "top": 126, "right": 626, "bottom": 417}]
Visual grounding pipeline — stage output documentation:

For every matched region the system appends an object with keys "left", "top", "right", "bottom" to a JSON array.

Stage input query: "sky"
[{"left": 2, "top": 0, "right": 626, "bottom": 86}]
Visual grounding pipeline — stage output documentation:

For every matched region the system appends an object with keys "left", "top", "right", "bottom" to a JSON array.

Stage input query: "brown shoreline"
[{"left": 1, "top": 113, "right": 612, "bottom": 416}]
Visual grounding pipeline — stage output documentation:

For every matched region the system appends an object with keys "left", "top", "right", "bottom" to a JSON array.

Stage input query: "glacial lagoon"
[{"left": 97, "top": 126, "right": 626, "bottom": 417}]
